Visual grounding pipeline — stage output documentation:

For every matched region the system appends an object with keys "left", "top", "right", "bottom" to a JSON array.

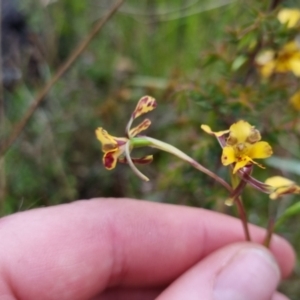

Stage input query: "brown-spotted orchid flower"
[
  {"left": 201, "top": 120, "right": 273, "bottom": 174},
  {"left": 96, "top": 96, "right": 231, "bottom": 192},
  {"left": 96, "top": 96, "right": 156, "bottom": 181}
]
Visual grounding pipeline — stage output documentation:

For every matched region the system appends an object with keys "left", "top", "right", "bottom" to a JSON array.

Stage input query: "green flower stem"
[
  {"left": 144, "top": 137, "right": 232, "bottom": 193},
  {"left": 131, "top": 137, "right": 153, "bottom": 148}
]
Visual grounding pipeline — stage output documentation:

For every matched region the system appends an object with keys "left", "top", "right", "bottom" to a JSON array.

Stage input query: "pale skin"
[{"left": 0, "top": 199, "right": 295, "bottom": 300}]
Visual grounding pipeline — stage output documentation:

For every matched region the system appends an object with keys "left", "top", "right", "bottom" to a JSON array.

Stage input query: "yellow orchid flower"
[
  {"left": 256, "top": 40, "right": 300, "bottom": 78},
  {"left": 201, "top": 120, "right": 273, "bottom": 173},
  {"left": 265, "top": 176, "right": 300, "bottom": 200},
  {"left": 278, "top": 8, "right": 300, "bottom": 28},
  {"left": 95, "top": 96, "right": 156, "bottom": 181}
]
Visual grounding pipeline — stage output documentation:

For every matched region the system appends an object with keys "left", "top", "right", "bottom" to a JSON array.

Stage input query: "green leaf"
[
  {"left": 275, "top": 201, "right": 300, "bottom": 229},
  {"left": 231, "top": 55, "right": 247, "bottom": 71}
]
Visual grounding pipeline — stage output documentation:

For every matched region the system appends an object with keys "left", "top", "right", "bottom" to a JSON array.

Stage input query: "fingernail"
[{"left": 213, "top": 247, "right": 280, "bottom": 300}]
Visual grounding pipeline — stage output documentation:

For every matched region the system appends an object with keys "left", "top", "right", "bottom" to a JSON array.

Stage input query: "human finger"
[
  {"left": 0, "top": 199, "right": 294, "bottom": 300},
  {"left": 156, "top": 243, "right": 284, "bottom": 300}
]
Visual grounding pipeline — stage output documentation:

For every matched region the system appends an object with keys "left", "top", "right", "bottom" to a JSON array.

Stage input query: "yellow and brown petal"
[
  {"left": 129, "top": 119, "right": 152, "bottom": 137},
  {"left": 247, "top": 141, "right": 273, "bottom": 159},
  {"left": 201, "top": 121, "right": 261, "bottom": 145},
  {"left": 95, "top": 128, "right": 127, "bottom": 152},
  {"left": 265, "top": 176, "right": 300, "bottom": 200},
  {"left": 118, "top": 155, "right": 153, "bottom": 165},
  {"left": 201, "top": 124, "right": 230, "bottom": 137},
  {"left": 95, "top": 127, "right": 128, "bottom": 170},
  {"left": 132, "top": 96, "right": 157, "bottom": 119},
  {"left": 228, "top": 120, "right": 261, "bottom": 144},
  {"left": 103, "top": 150, "right": 122, "bottom": 170}
]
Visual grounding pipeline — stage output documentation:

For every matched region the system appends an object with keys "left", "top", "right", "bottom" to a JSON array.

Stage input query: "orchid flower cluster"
[
  {"left": 256, "top": 8, "right": 300, "bottom": 78},
  {"left": 255, "top": 8, "right": 300, "bottom": 110},
  {"left": 96, "top": 96, "right": 300, "bottom": 246}
]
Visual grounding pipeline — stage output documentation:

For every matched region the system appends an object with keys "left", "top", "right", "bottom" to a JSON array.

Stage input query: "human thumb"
[{"left": 157, "top": 243, "right": 287, "bottom": 300}]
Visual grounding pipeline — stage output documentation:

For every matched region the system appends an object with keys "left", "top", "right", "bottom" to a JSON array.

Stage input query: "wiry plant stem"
[
  {"left": 145, "top": 137, "right": 232, "bottom": 192},
  {"left": 235, "top": 197, "right": 251, "bottom": 241},
  {"left": 263, "top": 217, "right": 275, "bottom": 248}
]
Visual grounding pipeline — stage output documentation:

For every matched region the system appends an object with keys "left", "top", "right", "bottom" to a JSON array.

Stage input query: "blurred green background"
[{"left": 1, "top": 0, "right": 300, "bottom": 297}]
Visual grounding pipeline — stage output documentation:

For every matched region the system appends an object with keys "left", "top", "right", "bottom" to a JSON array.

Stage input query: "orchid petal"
[
  {"left": 201, "top": 124, "right": 229, "bottom": 137},
  {"left": 103, "top": 151, "right": 120, "bottom": 170},
  {"left": 96, "top": 128, "right": 127, "bottom": 150},
  {"left": 129, "top": 119, "right": 151, "bottom": 137},
  {"left": 247, "top": 141, "right": 273, "bottom": 159},
  {"left": 119, "top": 155, "right": 153, "bottom": 165},
  {"left": 265, "top": 176, "right": 300, "bottom": 200},
  {"left": 126, "top": 96, "right": 156, "bottom": 137},
  {"left": 132, "top": 96, "right": 157, "bottom": 120},
  {"left": 266, "top": 176, "right": 295, "bottom": 188},
  {"left": 95, "top": 128, "right": 118, "bottom": 152},
  {"left": 229, "top": 120, "right": 254, "bottom": 143},
  {"left": 221, "top": 146, "right": 236, "bottom": 166},
  {"left": 233, "top": 157, "right": 252, "bottom": 174}
]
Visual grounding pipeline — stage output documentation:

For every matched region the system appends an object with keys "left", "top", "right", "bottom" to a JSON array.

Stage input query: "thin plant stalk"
[
  {"left": 145, "top": 136, "right": 233, "bottom": 193},
  {"left": 263, "top": 217, "right": 275, "bottom": 248},
  {"left": 230, "top": 172, "right": 251, "bottom": 241},
  {"left": 263, "top": 201, "right": 278, "bottom": 247},
  {"left": 235, "top": 197, "right": 251, "bottom": 241}
]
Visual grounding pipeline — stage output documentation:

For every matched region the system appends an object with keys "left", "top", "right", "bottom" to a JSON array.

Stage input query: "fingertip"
[
  {"left": 272, "top": 291, "right": 290, "bottom": 300},
  {"left": 157, "top": 243, "right": 282, "bottom": 300}
]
